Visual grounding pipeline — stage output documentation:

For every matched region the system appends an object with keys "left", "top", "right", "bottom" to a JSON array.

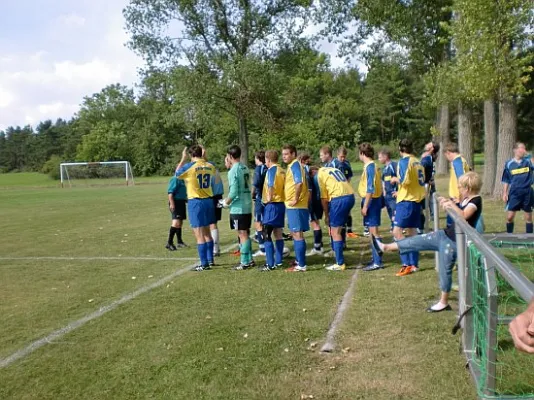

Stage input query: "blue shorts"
[
  {"left": 188, "top": 198, "right": 216, "bottom": 228},
  {"left": 309, "top": 200, "right": 323, "bottom": 221},
  {"left": 361, "top": 197, "right": 382, "bottom": 227},
  {"left": 263, "top": 202, "right": 286, "bottom": 228},
  {"left": 287, "top": 208, "right": 310, "bottom": 232},
  {"left": 506, "top": 189, "right": 534, "bottom": 213},
  {"left": 329, "top": 195, "right": 355, "bottom": 228},
  {"left": 254, "top": 198, "right": 265, "bottom": 222},
  {"left": 394, "top": 201, "right": 421, "bottom": 229},
  {"left": 384, "top": 197, "right": 396, "bottom": 215}
]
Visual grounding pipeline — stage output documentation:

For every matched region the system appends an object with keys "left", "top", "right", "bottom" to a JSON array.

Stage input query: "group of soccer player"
[{"left": 166, "top": 139, "right": 534, "bottom": 288}]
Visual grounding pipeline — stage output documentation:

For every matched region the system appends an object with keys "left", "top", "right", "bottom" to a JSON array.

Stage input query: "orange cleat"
[
  {"left": 231, "top": 249, "right": 241, "bottom": 256},
  {"left": 397, "top": 265, "right": 417, "bottom": 276},
  {"left": 395, "top": 266, "right": 409, "bottom": 276},
  {"left": 347, "top": 232, "right": 359, "bottom": 239}
]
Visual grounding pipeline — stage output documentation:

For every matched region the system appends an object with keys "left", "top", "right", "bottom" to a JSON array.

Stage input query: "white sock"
[
  {"left": 211, "top": 229, "right": 219, "bottom": 253},
  {"left": 430, "top": 302, "right": 448, "bottom": 311}
]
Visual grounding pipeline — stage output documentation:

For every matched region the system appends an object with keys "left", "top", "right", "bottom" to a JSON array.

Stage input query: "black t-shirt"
[{"left": 444, "top": 196, "right": 483, "bottom": 241}]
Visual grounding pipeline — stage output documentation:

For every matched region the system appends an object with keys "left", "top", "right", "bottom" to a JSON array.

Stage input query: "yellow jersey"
[
  {"left": 176, "top": 159, "right": 216, "bottom": 199},
  {"left": 396, "top": 156, "right": 425, "bottom": 203},
  {"left": 285, "top": 159, "right": 309, "bottom": 209},
  {"left": 262, "top": 164, "right": 286, "bottom": 203},
  {"left": 358, "top": 161, "right": 383, "bottom": 199},
  {"left": 449, "top": 155, "right": 470, "bottom": 200},
  {"left": 317, "top": 167, "right": 354, "bottom": 202}
]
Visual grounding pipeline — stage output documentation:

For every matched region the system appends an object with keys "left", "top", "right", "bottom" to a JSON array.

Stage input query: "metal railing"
[{"left": 432, "top": 193, "right": 534, "bottom": 399}]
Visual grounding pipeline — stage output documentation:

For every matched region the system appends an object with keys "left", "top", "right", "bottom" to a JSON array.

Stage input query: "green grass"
[{"left": 0, "top": 172, "right": 529, "bottom": 399}]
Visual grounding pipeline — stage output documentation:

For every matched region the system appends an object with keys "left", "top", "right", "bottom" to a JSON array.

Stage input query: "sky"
[{"left": 0, "top": 0, "right": 352, "bottom": 131}]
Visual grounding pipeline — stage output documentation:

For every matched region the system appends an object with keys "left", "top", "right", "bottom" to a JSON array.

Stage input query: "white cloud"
[
  {"left": 0, "top": 87, "right": 15, "bottom": 108},
  {"left": 58, "top": 13, "right": 86, "bottom": 27}
]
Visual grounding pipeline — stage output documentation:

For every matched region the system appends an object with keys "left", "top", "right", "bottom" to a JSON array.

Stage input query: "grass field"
[{"left": 0, "top": 169, "right": 530, "bottom": 399}]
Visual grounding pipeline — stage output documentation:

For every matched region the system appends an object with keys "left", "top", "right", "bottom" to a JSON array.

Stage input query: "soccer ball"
[{"left": 283, "top": 247, "right": 290, "bottom": 258}]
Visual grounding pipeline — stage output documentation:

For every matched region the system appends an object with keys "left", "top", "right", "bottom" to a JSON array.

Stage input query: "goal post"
[{"left": 60, "top": 161, "right": 135, "bottom": 188}]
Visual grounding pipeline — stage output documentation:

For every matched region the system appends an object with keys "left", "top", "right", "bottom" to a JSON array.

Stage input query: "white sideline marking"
[
  {"left": 0, "top": 244, "right": 236, "bottom": 369},
  {"left": 321, "top": 270, "right": 359, "bottom": 353},
  {"left": 0, "top": 256, "right": 198, "bottom": 262}
]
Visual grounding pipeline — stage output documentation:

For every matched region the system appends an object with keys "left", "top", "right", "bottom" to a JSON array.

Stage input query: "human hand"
[
  {"left": 509, "top": 304, "right": 534, "bottom": 354},
  {"left": 361, "top": 206, "right": 368, "bottom": 217}
]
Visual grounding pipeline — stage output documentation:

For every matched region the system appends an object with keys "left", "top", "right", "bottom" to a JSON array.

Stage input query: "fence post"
[
  {"left": 455, "top": 221, "right": 467, "bottom": 324},
  {"left": 484, "top": 259, "right": 498, "bottom": 396}
]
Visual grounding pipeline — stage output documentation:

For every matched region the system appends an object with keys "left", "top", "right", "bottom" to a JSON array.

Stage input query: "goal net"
[{"left": 60, "top": 161, "right": 135, "bottom": 187}]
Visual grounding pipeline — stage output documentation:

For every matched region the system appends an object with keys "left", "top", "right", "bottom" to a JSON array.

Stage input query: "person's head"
[
  {"left": 337, "top": 146, "right": 348, "bottom": 162},
  {"left": 309, "top": 165, "right": 319, "bottom": 177},
  {"left": 398, "top": 138, "right": 414, "bottom": 156},
  {"left": 378, "top": 148, "right": 392, "bottom": 165},
  {"left": 319, "top": 145, "right": 333, "bottom": 163},
  {"left": 255, "top": 150, "right": 265, "bottom": 166},
  {"left": 458, "top": 171, "right": 482, "bottom": 200},
  {"left": 358, "top": 142, "right": 375, "bottom": 162},
  {"left": 299, "top": 152, "right": 311, "bottom": 166},
  {"left": 227, "top": 145, "right": 241, "bottom": 162},
  {"left": 188, "top": 145, "right": 203, "bottom": 159},
  {"left": 444, "top": 142, "right": 460, "bottom": 161},
  {"left": 282, "top": 144, "right": 297, "bottom": 164},
  {"left": 513, "top": 142, "right": 527, "bottom": 160},
  {"left": 265, "top": 150, "right": 279, "bottom": 167}
]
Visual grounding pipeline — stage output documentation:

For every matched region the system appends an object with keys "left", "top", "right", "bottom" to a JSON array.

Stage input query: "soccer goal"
[{"left": 60, "top": 161, "right": 135, "bottom": 188}]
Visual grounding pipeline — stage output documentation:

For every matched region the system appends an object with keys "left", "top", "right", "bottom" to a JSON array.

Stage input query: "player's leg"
[
  {"left": 274, "top": 227, "right": 285, "bottom": 267},
  {"left": 166, "top": 217, "right": 178, "bottom": 251},
  {"left": 326, "top": 195, "right": 355, "bottom": 271},
  {"left": 253, "top": 200, "right": 266, "bottom": 256},
  {"left": 363, "top": 198, "right": 384, "bottom": 271},
  {"left": 307, "top": 219, "right": 323, "bottom": 255},
  {"left": 526, "top": 212, "right": 533, "bottom": 234},
  {"left": 392, "top": 201, "right": 411, "bottom": 276},
  {"left": 262, "top": 224, "right": 276, "bottom": 270},
  {"left": 524, "top": 190, "right": 533, "bottom": 233},
  {"left": 234, "top": 214, "right": 253, "bottom": 269},
  {"left": 287, "top": 209, "right": 309, "bottom": 272},
  {"left": 175, "top": 200, "right": 187, "bottom": 247},
  {"left": 428, "top": 233, "right": 457, "bottom": 312},
  {"left": 506, "top": 211, "right": 516, "bottom": 233}
]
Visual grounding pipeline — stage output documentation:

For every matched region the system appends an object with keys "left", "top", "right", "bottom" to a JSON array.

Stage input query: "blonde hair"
[
  {"left": 458, "top": 171, "right": 482, "bottom": 194},
  {"left": 265, "top": 150, "right": 279, "bottom": 163}
]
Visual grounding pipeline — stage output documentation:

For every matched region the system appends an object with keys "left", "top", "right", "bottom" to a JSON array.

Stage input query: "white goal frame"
[{"left": 60, "top": 161, "right": 135, "bottom": 188}]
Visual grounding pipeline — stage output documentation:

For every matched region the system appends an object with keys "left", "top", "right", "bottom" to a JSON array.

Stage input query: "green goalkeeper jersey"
[{"left": 227, "top": 162, "right": 252, "bottom": 215}]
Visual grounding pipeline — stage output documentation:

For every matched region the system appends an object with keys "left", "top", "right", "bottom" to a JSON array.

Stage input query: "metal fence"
[{"left": 432, "top": 193, "right": 534, "bottom": 399}]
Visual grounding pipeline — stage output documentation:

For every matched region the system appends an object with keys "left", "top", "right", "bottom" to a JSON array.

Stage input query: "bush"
[{"left": 42, "top": 156, "right": 62, "bottom": 180}]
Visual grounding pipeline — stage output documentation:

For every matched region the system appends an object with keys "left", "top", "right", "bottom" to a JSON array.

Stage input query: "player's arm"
[
  {"left": 392, "top": 159, "right": 409, "bottom": 186},
  {"left": 501, "top": 163, "right": 511, "bottom": 203},
  {"left": 266, "top": 167, "right": 276, "bottom": 203},
  {"left": 318, "top": 174, "right": 330, "bottom": 223},
  {"left": 289, "top": 163, "right": 303, "bottom": 206},
  {"left": 452, "top": 158, "right": 466, "bottom": 180},
  {"left": 224, "top": 170, "right": 239, "bottom": 206},
  {"left": 362, "top": 164, "right": 375, "bottom": 216},
  {"left": 175, "top": 147, "right": 188, "bottom": 173},
  {"left": 441, "top": 198, "right": 478, "bottom": 220}
]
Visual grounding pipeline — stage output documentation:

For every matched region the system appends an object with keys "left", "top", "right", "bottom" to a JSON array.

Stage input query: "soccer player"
[
  {"left": 444, "top": 142, "right": 470, "bottom": 226},
  {"left": 261, "top": 150, "right": 287, "bottom": 271},
  {"left": 389, "top": 138, "right": 426, "bottom": 276},
  {"left": 282, "top": 145, "right": 310, "bottom": 272},
  {"left": 502, "top": 142, "right": 534, "bottom": 234},
  {"left": 357, "top": 143, "right": 384, "bottom": 272},
  {"left": 220, "top": 145, "right": 254, "bottom": 270},
  {"left": 378, "top": 148, "right": 397, "bottom": 232},
  {"left": 420, "top": 141, "right": 440, "bottom": 232},
  {"left": 252, "top": 151, "right": 268, "bottom": 257},
  {"left": 166, "top": 176, "right": 188, "bottom": 250},
  {"left": 204, "top": 149, "right": 224, "bottom": 256},
  {"left": 175, "top": 146, "right": 217, "bottom": 271},
  {"left": 300, "top": 153, "right": 324, "bottom": 255},
  {"left": 312, "top": 166, "right": 355, "bottom": 271},
  {"left": 372, "top": 172, "right": 483, "bottom": 312},
  {"left": 336, "top": 146, "right": 357, "bottom": 238},
  {"left": 320, "top": 145, "right": 336, "bottom": 168}
]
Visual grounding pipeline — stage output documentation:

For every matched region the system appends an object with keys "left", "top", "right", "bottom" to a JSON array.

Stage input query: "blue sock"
[
  {"left": 506, "top": 222, "right": 514, "bottom": 233},
  {"left": 341, "top": 228, "right": 347, "bottom": 245},
  {"left": 197, "top": 243, "right": 208, "bottom": 266},
  {"left": 372, "top": 237, "right": 383, "bottom": 265},
  {"left": 275, "top": 239, "right": 284, "bottom": 265},
  {"left": 395, "top": 239, "right": 409, "bottom": 266},
  {"left": 265, "top": 241, "right": 274, "bottom": 267},
  {"left": 205, "top": 240, "right": 214, "bottom": 263},
  {"left": 333, "top": 240, "right": 344, "bottom": 265},
  {"left": 313, "top": 230, "right": 323, "bottom": 250},
  {"left": 527, "top": 223, "right": 533, "bottom": 234},
  {"left": 257, "top": 231, "right": 265, "bottom": 251},
  {"left": 409, "top": 251, "right": 419, "bottom": 267},
  {"left": 294, "top": 239, "right": 306, "bottom": 267}
]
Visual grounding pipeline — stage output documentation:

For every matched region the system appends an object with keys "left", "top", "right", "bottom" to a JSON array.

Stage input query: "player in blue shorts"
[
  {"left": 358, "top": 143, "right": 384, "bottom": 271},
  {"left": 389, "top": 139, "right": 426, "bottom": 276},
  {"left": 252, "top": 151, "right": 268, "bottom": 257},
  {"left": 300, "top": 153, "right": 324, "bottom": 255},
  {"left": 378, "top": 148, "right": 397, "bottom": 233},
  {"left": 175, "top": 146, "right": 217, "bottom": 271},
  {"left": 283, "top": 145, "right": 310, "bottom": 272},
  {"left": 502, "top": 142, "right": 534, "bottom": 234},
  {"left": 335, "top": 146, "right": 356, "bottom": 238},
  {"left": 260, "top": 150, "right": 287, "bottom": 271}
]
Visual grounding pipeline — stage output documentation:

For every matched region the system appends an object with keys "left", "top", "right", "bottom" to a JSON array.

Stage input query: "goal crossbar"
[{"left": 60, "top": 161, "right": 134, "bottom": 187}]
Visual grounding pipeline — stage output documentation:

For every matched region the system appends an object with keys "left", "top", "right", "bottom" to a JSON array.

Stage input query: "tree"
[{"left": 124, "top": 0, "right": 312, "bottom": 164}]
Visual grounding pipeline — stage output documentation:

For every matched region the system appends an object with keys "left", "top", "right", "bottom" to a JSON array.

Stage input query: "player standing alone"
[
  {"left": 175, "top": 146, "right": 217, "bottom": 271},
  {"left": 502, "top": 142, "right": 534, "bottom": 234},
  {"left": 166, "top": 176, "right": 188, "bottom": 250}
]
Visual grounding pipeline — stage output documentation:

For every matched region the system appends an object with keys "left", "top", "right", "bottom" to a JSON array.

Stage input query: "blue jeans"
[{"left": 396, "top": 230, "right": 457, "bottom": 293}]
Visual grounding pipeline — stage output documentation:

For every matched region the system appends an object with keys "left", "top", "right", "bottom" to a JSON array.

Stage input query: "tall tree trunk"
[
  {"left": 493, "top": 98, "right": 517, "bottom": 199},
  {"left": 458, "top": 102, "right": 474, "bottom": 169},
  {"left": 481, "top": 99, "right": 497, "bottom": 195},
  {"left": 436, "top": 104, "right": 450, "bottom": 175},
  {"left": 238, "top": 111, "right": 249, "bottom": 165}
]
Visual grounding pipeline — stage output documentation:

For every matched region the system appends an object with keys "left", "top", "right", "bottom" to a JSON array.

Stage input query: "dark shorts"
[
  {"left": 506, "top": 189, "right": 534, "bottom": 213},
  {"left": 394, "top": 201, "right": 422, "bottom": 229},
  {"left": 309, "top": 200, "right": 323, "bottom": 221},
  {"left": 254, "top": 198, "right": 265, "bottom": 223},
  {"left": 170, "top": 199, "right": 187, "bottom": 220},
  {"left": 361, "top": 197, "right": 382, "bottom": 228},
  {"left": 230, "top": 213, "right": 253, "bottom": 231},
  {"left": 212, "top": 194, "right": 223, "bottom": 221},
  {"left": 188, "top": 198, "right": 216, "bottom": 228}
]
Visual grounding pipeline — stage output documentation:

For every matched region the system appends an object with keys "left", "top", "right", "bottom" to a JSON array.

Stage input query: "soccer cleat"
[
  {"left": 213, "top": 251, "right": 221, "bottom": 257},
  {"left": 370, "top": 235, "right": 384, "bottom": 257},
  {"left": 166, "top": 243, "right": 177, "bottom": 251},
  {"left": 362, "top": 263, "right": 384, "bottom": 272},
  {"left": 176, "top": 242, "right": 188, "bottom": 249},
  {"left": 290, "top": 259, "right": 299, "bottom": 267},
  {"left": 347, "top": 232, "right": 359, "bottom": 239},
  {"left": 326, "top": 263, "right": 346, "bottom": 271},
  {"left": 395, "top": 266, "right": 409, "bottom": 276},
  {"left": 397, "top": 265, "right": 417, "bottom": 276},
  {"left": 275, "top": 262, "right": 284, "bottom": 268},
  {"left": 192, "top": 264, "right": 210, "bottom": 272},
  {"left": 233, "top": 261, "right": 255, "bottom": 271},
  {"left": 408, "top": 266, "right": 419, "bottom": 274},
  {"left": 209, "top": 261, "right": 216, "bottom": 267},
  {"left": 363, "top": 227, "right": 370, "bottom": 237},
  {"left": 231, "top": 249, "right": 241, "bottom": 256},
  {"left": 252, "top": 250, "right": 266, "bottom": 258},
  {"left": 286, "top": 265, "right": 307, "bottom": 272},
  {"left": 260, "top": 264, "right": 277, "bottom": 272},
  {"left": 306, "top": 248, "right": 324, "bottom": 256}
]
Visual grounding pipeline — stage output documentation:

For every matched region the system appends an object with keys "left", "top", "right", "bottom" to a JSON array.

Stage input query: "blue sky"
[{"left": 0, "top": 1, "right": 352, "bottom": 131}]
